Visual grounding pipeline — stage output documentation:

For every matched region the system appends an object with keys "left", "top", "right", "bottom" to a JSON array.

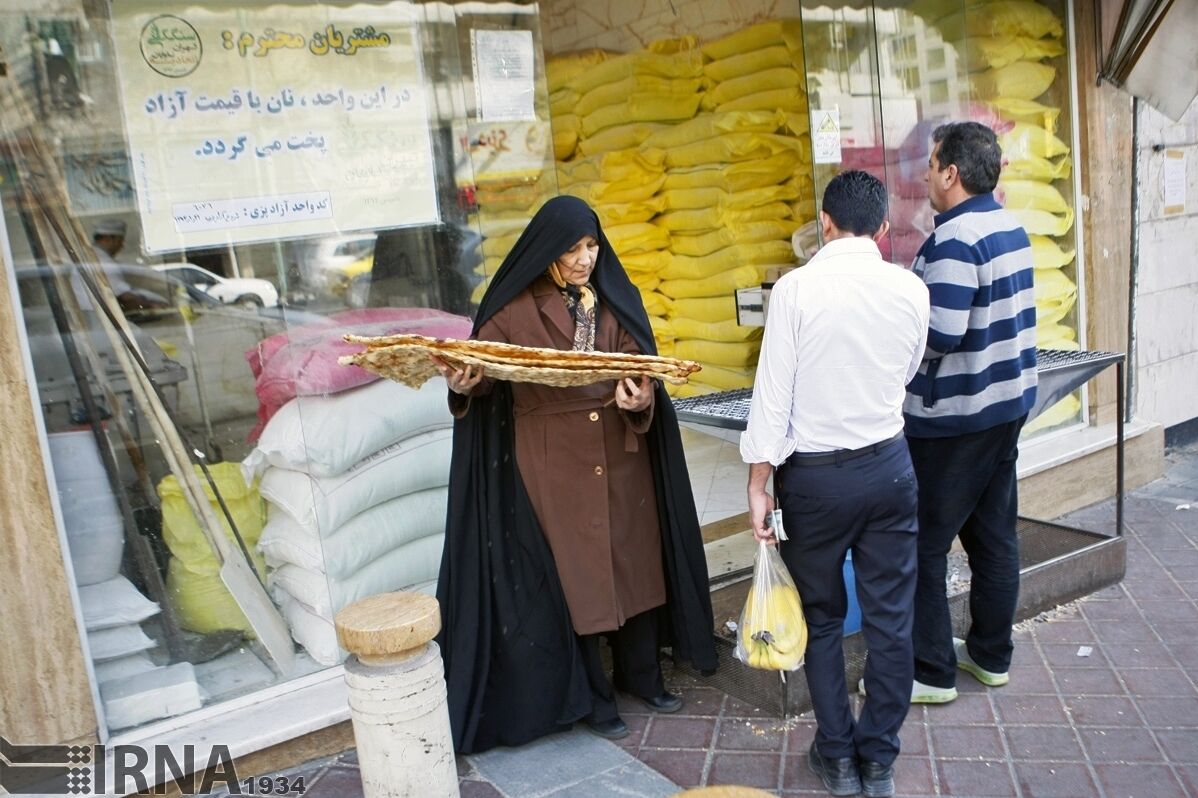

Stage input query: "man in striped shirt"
[{"left": 903, "top": 121, "right": 1037, "bottom": 704}]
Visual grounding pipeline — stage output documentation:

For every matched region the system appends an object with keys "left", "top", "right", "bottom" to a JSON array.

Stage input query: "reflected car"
[
  {"left": 155, "top": 263, "right": 280, "bottom": 309},
  {"left": 289, "top": 234, "right": 376, "bottom": 298}
]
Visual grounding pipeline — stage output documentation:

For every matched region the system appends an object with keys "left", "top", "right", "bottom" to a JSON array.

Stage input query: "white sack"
[
  {"left": 89, "top": 624, "right": 156, "bottom": 662},
  {"left": 79, "top": 576, "right": 160, "bottom": 631}
]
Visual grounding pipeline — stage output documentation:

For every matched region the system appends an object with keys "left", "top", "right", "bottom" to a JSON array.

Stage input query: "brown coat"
[{"left": 453, "top": 276, "right": 666, "bottom": 634}]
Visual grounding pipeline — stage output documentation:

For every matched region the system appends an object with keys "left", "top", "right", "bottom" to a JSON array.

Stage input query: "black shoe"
[
  {"left": 585, "top": 717, "right": 630, "bottom": 740},
  {"left": 860, "top": 760, "right": 894, "bottom": 798},
  {"left": 808, "top": 741, "right": 861, "bottom": 797},
  {"left": 640, "top": 690, "right": 683, "bottom": 713}
]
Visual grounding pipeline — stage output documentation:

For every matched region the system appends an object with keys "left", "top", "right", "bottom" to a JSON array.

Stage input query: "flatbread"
[{"left": 340, "top": 333, "right": 702, "bottom": 389}]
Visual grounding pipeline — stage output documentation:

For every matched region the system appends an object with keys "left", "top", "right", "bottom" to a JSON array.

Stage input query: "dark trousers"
[
  {"left": 776, "top": 439, "right": 918, "bottom": 767},
  {"left": 907, "top": 415, "right": 1026, "bottom": 689},
  {"left": 578, "top": 607, "right": 665, "bottom": 722}
]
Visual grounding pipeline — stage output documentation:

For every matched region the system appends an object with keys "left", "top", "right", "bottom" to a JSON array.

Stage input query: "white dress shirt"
[{"left": 740, "top": 236, "right": 930, "bottom": 465}]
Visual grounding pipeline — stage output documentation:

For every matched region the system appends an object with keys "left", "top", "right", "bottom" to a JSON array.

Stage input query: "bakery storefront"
[{"left": 0, "top": 0, "right": 1149, "bottom": 792}]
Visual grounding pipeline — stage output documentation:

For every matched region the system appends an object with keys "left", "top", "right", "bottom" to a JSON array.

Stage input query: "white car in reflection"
[{"left": 154, "top": 263, "right": 280, "bottom": 309}]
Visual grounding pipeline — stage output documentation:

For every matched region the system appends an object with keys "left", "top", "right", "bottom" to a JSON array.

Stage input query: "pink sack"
[{"left": 246, "top": 307, "right": 472, "bottom": 441}]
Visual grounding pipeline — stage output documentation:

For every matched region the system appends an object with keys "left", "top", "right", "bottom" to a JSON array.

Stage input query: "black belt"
[{"left": 786, "top": 432, "right": 905, "bottom": 467}]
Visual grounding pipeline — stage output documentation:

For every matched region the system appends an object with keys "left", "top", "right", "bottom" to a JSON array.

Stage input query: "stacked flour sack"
[
  {"left": 937, "top": 0, "right": 1079, "bottom": 429},
  {"left": 243, "top": 312, "right": 469, "bottom": 666},
  {"left": 549, "top": 22, "right": 816, "bottom": 398},
  {"left": 471, "top": 168, "right": 557, "bottom": 305}
]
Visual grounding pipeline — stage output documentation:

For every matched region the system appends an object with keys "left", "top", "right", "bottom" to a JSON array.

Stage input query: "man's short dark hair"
[
  {"left": 932, "top": 121, "right": 1002, "bottom": 195},
  {"left": 821, "top": 170, "right": 888, "bottom": 236}
]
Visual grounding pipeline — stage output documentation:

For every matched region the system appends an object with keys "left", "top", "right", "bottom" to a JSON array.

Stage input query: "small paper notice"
[
  {"left": 1076, "top": 646, "right": 1093, "bottom": 658},
  {"left": 1163, "top": 149, "right": 1186, "bottom": 216},
  {"left": 471, "top": 29, "right": 536, "bottom": 122},
  {"left": 812, "top": 108, "right": 842, "bottom": 164}
]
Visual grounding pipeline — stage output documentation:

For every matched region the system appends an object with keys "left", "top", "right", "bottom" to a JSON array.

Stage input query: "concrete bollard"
[{"left": 335, "top": 592, "right": 460, "bottom": 798}]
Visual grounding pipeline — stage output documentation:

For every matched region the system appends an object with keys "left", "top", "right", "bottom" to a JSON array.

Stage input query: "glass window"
[{"left": 1, "top": 0, "right": 550, "bottom": 737}]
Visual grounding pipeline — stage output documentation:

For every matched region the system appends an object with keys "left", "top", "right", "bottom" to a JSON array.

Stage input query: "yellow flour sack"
[
  {"left": 670, "top": 317, "right": 764, "bottom": 344},
  {"left": 554, "top": 129, "right": 578, "bottom": 160},
  {"left": 988, "top": 97, "right": 1061, "bottom": 131},
  {"left": 671, "top": 220, "right": 800, "bottom": 257},
  {"left": 1029, "top": 235, "right": 1075, "bottom": 270},
  {"left": 550, "top": 87, "right": 580, "bottom": 117},
  {"left": 640, "top": 291, "right": 676, "bottom": 317},
  {"left": 674, "top": 338, "right": 762, "bottom": 368},
  {"left": 656, "top": 202, "right": 792, "bottom": 233},
  {"left": 577, "top": 122, "right": 668, "bottom": 157},
  {"left": 659, "top": 181, "right": 801, "bottom": 213},
  {"left": 582, "top": 94, "right": 703, "bottom": 137},
  {"left": 567, "top": 48, "right": 704, "bottom": 95},
  {"left": 621, "top": 249, "right": 672, "bottom": 274},
  {"left": 647, "top": 35, "right": 700, "bottom": 55},
  {"left": 999, "top": 122, "right": 1070, "bottom": 160},
  {"left": 717, "top": 86, "right": 807, "bottom": 114},
  {"left": 660, "top": 240, "right": 796, "bottom": 281},
  {"left": 705, "top": 46, "right": 795, "bottom": 83},
  {"left": 576, "top": 75, "right": 706, "bottom": 118},
  {"left": 1023, "top": 394, "right": 1081, "bottom": 435},
  {"left": 999, "top": 179, "right": 1070, "bottom": 215},
  {"left": 547, "top": 49, "right": 611, "bottom": 92},
  {"left": 703, "top": 68, "right": 803, "bottom": 110},
  {"left": 1003, "top": 154, "right": 1071, "bottom": 182},
  {"left": 665, "top": 132, "right": 803, "bottom": 169},
  {"left": 786, "top": 112, "right": 810, "bottom": 136},
  {"left": 565, "top": 174, "right": 666, "bottom": 205},
  {"left": 701, "top": 19, "right": 804, "bottom": 61},
  {"left": 1035, "top": 321, "right": 1078, "bottom": 349},
  {"left": 669, "top": 295, "right": 738, "bottom": 323},
  {"left": 668, "top": 381, "right": 720, "bottom": 399},
  {"left": 1034, "top": 267, "right": 1077, "bottom": 325},
  {"left": 937, "top": 1, "right": 1064, "bottom": 40},
  {"left": 168, "top": 555, "right": 266, "bottom": 635},
  {"left": 964, "top": 36, "right": 1066, "bottom": 72},
  {"left": 558, "top": 148, "right": 667, "bottom": 184},
  {"left": 630, "top": 271, "right": 660, "bottom": 291},
  {"left": 606, "top": 222, "right": 671, "bottom": 255},
  {"left": 593, "top": 198, "right": 666, "bottom": 227},
  {"left": 662, "top": 151, "right": 801, "bottom": 193},
  {"left": 1009, "top": 206, "right": 1074, "bottom": 237},
  {"left": 481, "top": 232, "right": 521, "bottom": 258},
  {"left": 159, "top": 463, "right": 265, "bottom": 571},
  {"left": 660, "top": 264, "right": 763, "bottom": 299},
  {"left": 972, "top": 61, "right": 1057, "bottom": 102},
  {"left": 644, "top": 110, "right": 786, "bottom": 149},
  {"left": 649, "top": 316, "right": 675, "bottom": 348}
]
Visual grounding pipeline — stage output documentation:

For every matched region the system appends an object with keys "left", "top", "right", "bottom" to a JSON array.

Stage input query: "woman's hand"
[
  {"left": 614, "top": 376, "right": 652, "bottom": 413},
  {"left": 431, "top": 354, "right": 483, "bottom": 395}
]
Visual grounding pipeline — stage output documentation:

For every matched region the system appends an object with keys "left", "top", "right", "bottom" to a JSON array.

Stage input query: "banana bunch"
[{"left": 739, "top": 584, "right": 807, "bottom": 671}]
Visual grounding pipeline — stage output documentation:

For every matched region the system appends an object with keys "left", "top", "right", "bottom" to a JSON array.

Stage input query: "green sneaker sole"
[
  {"left": 954, "top": 639, "right": 1010, "bottom": 687},
  {"left": 910, "top": 687, "right": 958, "bottom": 704}
]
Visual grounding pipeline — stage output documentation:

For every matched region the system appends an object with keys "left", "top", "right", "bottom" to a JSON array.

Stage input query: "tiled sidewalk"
[{"left": 236, "top": 447, "right": 1198, "bottom": 797}]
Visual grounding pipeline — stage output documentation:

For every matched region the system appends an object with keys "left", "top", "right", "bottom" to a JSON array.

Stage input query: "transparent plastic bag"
[{"left": 734, "top": 539, "right": 808, "bottom": 673}]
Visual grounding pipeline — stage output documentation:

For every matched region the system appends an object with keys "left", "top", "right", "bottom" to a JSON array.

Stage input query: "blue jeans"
[
  {"left": 907, "top": 416, "right": 1026, "bottom": 689},
  {"left": 776, "top": 438, "right": 918, "bottom": 767}
]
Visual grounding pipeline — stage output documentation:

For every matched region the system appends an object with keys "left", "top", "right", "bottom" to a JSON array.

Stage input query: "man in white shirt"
[
  {"left": 742, "top": 171, "right": 930, "bottom": 798},
  {"left": 82, "top": 218, "right": 166, "bottom": 312}
]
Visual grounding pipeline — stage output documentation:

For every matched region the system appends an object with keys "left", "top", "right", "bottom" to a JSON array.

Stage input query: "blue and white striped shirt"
[{"left": 903, "top": 193, "right": 1037, "bottom": 438}]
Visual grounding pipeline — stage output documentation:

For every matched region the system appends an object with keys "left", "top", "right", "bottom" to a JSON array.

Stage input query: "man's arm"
[{"left": 920, "top": 236, "right": 981, "bottom": 359}]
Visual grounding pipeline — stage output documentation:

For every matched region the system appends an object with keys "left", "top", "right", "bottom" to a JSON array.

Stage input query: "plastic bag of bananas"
[{"left": 734, "top": 540, "right": 808, "bottom": 674}]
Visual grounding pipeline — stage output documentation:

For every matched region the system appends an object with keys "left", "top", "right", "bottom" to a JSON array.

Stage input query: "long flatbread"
[{"left": 340, "top": 333, "right": 702, "bottom": 389}]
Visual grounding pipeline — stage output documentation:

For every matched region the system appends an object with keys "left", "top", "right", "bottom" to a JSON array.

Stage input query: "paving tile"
[
  {"left": 637, "top": 748, "right": 707, "bottom": 788},
  {"left": 722, "top": 695, "right": 777, "bottom": 719},
  {"left": 929, "top": 725, "right": 1004, "bottom": 759},
  {"left": 1135, "top": 696, "right": 1198, "bottom": 728},
  {"left": 715, "top": 716, "right": 787, "bottom": 751},
  {"left": 643, "top": 715, "right": 716, "bottom": 749},
  {"left": 1004, "top": 664, "right": 1058, "bottom": 694},
  {"left": 470, "top": 729, "right": 632, "bottom": 797},
  {"left": 1086, "top": 618, "right": 1159, "bottom": 643},
  {"left": 707, "top": 752, "right": 781, "bottom": 789},
  {"left": 614, "top": 713, "right": 650, "bottom": 753},
  {"left": 1175, "top": 764, "right": 1198, "bottom": 795},
  {"left": 1078, "top": 727, "right": 1165, "bottom": 762},
  {"left": 1002, "top": 725, "right": 1085, "bottom": 762},
  {"left": 338, "top": 749, "right": 358, "bottom": 766},
  {"left": 1154, "top": 729, "right": 1198, "bottom": 764},
  {"left": 458, "top": 780, "right": 504, "bottom": 798},
  {"left": 673, "top": 686, "right": 726, "bottom": 717},
  {"left": 993, "top": 693, "right": 1069, "bottom": 726},
  {"left": 1098, "top": 641, "right": 1174, "bottom": 668},
  {"left": 920, "top": 693, "right": 997, "bottom": 725},
  {"left": 542, "top": 761, "right": 678, "bottom": 798},
  {"left": 1093, "top": 763, "right": 1187, "bottom": 798},
  {"left": 1031, "top": 620, "right": 1095, "bottom": 644},
  {"left": 1079, "top": 598, "right": 1144, "bottom": 621},
  {"left": 1054, "top": 667, "right": 1127, "bottom": 696},
  {"left": 897, "top": 723, "right": 928, "bottom": 756},
  {"left": 1165, "top": 642, "right": 1198, "bottom": 668},
  {"left": 1039, "top": 642, "right": 1112, "bottom": 668},
  {"left": 935, "top": 759, "right": 1016, "bottom": 796},
  {"left": 303, "top": 766, "right": 364, "bottom": 798},
  {"left": 1063, "top": 695, "right": 1141, "bottom": 726},
  {"left": 1011, "top": 761, "right": 1099, "bottom": 798},
  {"left": 891, "top": 756, "right": 936, "bottom": 795},
  {"left": 781, "top": 752, "right": 827, "bottom": 792},
  {"left": 1137, "top": 599, "right": 1198, "bottom": 624},
  {"left": 1117, "top": 666, "right": 1197, "bottom": 696}
]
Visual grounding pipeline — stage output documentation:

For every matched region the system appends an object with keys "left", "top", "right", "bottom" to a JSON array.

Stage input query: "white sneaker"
[
  {"left": 954, "top": 638, "right": 1010, "bottom": 687},
  {"left": 858, "top": 677, "right": 958, "bottom": 704}
]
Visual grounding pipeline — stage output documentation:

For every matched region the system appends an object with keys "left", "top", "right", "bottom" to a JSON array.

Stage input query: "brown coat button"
[
  {"left": 594, "top": 466, "right": 604, "bottom": 476},
  {"left": 588, "top": 411, "right": 600, "bottom": 421}
]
